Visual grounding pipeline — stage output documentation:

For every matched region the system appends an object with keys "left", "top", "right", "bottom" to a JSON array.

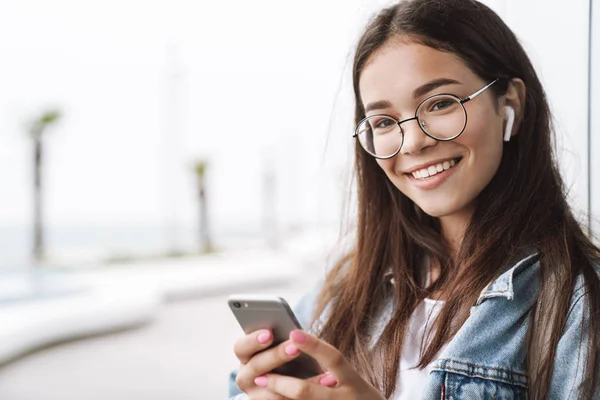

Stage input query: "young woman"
[{"left": 228, "top": 0, "right": 600, "bottom": 398}]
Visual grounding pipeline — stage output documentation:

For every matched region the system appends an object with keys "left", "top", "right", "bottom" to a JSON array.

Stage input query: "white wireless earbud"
[{"left": 503, "top": 106, "right": 515, "bottom": 142}]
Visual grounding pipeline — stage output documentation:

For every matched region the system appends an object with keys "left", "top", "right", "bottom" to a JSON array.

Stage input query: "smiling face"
[{"left": 358, "top": 40, "right": 506, "bottom": 222}]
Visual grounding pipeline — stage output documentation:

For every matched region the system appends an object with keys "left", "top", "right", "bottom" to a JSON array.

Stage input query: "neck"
[{"left": 438, "top": 209, "right": 472, "bottom": 262}]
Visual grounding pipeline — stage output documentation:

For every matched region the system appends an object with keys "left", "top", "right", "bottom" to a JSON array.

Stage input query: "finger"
[
  {"left": 237, "top": 371, "right": 290, "bottom": 397},
  {"left": 319, "top": 372, "right": 339, "bottom": 387},
  {"left": 236, "top": 340, "right": 301, "bottom": 389},
  {"left": 246, "top": 387, "right": 289, "bottom": 400},
  {"left": 258, "top": 373, "right": 332, "bottom": 400},
  {"left": 288, "top": 330, "right": 357, "bottom": 384},
  {"left": 233, "top": 330, "right": 274, "bottom": 364},
  {"left": 307, "top": 372, "right": 338, "bottom": 387}
]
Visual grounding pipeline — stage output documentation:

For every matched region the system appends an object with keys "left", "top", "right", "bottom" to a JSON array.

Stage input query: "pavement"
[
  {"left": 0, "top": 229, "right": 338, "bottom": 368},
  {"left": 0, "top": 277, "right": 320, "bottom": 400}
]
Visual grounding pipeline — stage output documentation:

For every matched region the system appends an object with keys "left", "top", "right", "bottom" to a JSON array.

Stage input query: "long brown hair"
[{"left": 315, "top": 0, "right": 600, "bottom": 398}]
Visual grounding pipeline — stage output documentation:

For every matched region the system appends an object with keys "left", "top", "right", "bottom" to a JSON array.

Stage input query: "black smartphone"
[{"left": 228, "top": 294, "right": 324, "bottom": 379}]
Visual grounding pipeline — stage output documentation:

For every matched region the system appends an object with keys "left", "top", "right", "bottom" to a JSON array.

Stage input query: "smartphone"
[{"left": 228, "top": 294, "right": 324, "bottom": 379}]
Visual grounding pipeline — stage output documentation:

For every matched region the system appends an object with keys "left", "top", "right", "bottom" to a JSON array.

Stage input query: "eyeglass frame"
[{"left": 353, "top": 78, "right": 500, "bottom": 159}]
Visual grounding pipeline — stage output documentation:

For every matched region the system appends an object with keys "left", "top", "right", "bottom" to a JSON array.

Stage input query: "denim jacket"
[{"left": 228, "top": 252, "right": 598, "bottom": 399}]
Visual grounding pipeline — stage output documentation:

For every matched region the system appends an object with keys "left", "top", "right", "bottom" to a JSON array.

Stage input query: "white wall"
[
  {"left": 591, "top": 0, "right": 600, "bottom": 234},
  {"left": 487, "top": 0, "right": 591, "bottom": 221}
]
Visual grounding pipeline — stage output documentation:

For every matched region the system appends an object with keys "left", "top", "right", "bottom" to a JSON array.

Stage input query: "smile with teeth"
[{"left": 410, "top": 158, "right": 461, "bottom": 180}]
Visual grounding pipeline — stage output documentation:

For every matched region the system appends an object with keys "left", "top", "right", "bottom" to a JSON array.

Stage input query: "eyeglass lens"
[{"left": 356, "top": 95, "right": 466, "bottom": 158}]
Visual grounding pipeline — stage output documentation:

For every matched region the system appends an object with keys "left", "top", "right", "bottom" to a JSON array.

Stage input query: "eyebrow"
[{"left": 364, "top": 78, "right": 462, "bottom": 113}]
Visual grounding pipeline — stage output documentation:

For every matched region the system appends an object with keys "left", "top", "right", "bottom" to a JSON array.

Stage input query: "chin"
[{"left": 416, "top": 203, "right": 459, "bottom": 218}]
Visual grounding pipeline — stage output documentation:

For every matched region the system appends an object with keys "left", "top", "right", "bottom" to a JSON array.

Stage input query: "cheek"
[
  {"left": 461, "top": 115, "right": 503, "bottom": 157},
  {"left": 458, "top": 119, "right": 504, "bottom": 183},
  {"left": 376, "top": 159, "right": 397, "bottom": 178}
]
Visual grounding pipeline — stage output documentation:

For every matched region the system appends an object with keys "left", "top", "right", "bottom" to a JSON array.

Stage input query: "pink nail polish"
[
  {"left": 319, "top": 373, "right": 338, "bottom": 387},
  {"left": 290, "top": 330, "right": 307, "bottom": 343},
  {"left": 257, "top": 331, "right": 271, "bottom": 344},
  {"left": 254, "top": 376, "right": 268, "bottom": 388},
  {"left": 285, "top": 343, "right": 299, "bottom": 356}
]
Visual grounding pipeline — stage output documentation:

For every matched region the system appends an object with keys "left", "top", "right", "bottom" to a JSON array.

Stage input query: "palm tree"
[
  {"left": 28, "top": 110, "right": 61, "bottom": 262},
  {"left": 194, "top": 160, "right": 212, "bottom": 252}
]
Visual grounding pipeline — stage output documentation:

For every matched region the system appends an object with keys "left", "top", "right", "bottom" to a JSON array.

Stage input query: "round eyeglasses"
[{"left": 353, "top": 79, "right": 499, "bottom": 159}]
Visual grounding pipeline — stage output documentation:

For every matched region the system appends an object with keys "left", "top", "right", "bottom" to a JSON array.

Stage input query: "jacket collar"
[
  {"left": 384, "top": 250, "right": 540, "bottom": 304},
  {"left": 475, "top": 250, "right": 540, "bottom": 305}
]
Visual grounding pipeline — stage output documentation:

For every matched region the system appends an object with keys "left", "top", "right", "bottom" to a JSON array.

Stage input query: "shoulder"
[
  {"left": 565, "top": 262, "right": 600, "bottom": 326},
  {"left": 294, "top": 238, "right": 356, "bottom": 333},
  {"left": 548, "top": 263, "right": 600, "bottom": 398},
  {"left": 292, "top": 279, "right": 324, "bottom": 331}
]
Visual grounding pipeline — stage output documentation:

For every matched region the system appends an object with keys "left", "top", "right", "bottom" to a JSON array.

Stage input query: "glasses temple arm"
[{"left": 463, "top": 78, "right": 500, "bottom": 103}]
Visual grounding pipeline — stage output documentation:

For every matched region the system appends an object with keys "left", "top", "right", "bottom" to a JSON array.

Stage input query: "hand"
[
  {"left": 254, "top": 330, "right": 386, "bottom": 400},
  {"left": 233, "top": 330, "right": 337, "bottom": 400}
]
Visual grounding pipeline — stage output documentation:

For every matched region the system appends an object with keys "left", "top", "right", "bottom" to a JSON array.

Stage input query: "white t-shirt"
[{"left": 392, "top": 297, "right": 445, "bottom": 400}]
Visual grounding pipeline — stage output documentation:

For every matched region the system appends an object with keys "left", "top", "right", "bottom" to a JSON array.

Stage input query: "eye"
[
  {"left": 373, "top": 118, "right": 395, "bottom": 129},
  {"left": 429, "top": 99, "right": 454, "bottom": 111}
]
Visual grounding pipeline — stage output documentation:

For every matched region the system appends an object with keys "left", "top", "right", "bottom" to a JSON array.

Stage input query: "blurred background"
[{"left": 0, "top": 0, "right": 598, "bottom": 399}]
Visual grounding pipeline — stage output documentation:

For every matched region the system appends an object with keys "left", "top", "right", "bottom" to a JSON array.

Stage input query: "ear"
[{"left": 501, "top": 78, "right": 526, "bottom": 141}]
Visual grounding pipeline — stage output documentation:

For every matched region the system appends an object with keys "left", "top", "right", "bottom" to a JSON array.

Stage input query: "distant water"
[
  {"left": 0, "top": 224, "right": 276, "bottom": 268},
  {"left": 0, "top": 268, "right": 88, "bottom": 303}
]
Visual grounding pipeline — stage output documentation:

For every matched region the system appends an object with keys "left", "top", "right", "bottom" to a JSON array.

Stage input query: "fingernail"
[
  {"left": 285, "top": 343, "right": 299, "bottom": 356},
  {"left": 319, "top": 373, "right": 338, "bottom": 387},
  {"left": 254, "top": 376, "right": 268, "bottom": 388},
  {"left": 257, "top": 331, "right": 271, "bottom": 344},
  {"left": 290, "top": 330, "right": 307, "bottom": 343}
]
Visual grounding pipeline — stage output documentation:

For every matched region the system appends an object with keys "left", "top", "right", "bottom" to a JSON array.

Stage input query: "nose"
[{"left": 399, "top": 118, "right": 437, "bottom": 155}]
